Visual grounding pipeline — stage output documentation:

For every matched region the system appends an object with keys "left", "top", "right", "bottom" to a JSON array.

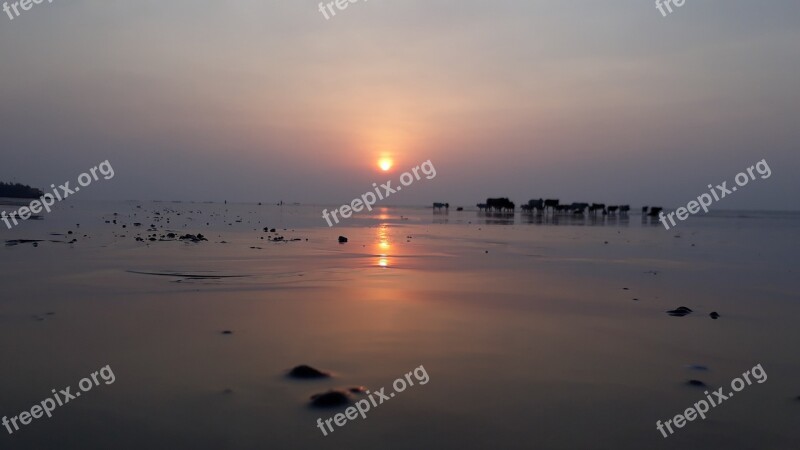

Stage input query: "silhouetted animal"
[
  {"left": 570, "top": 202, "right": 589, "bottom": 214},
  {"left": 477, "top": 203, "right": 488, "bottom": 211},
  {"left": 486, "top": 198, "right": 515, "bottom": 212},
  {"left": 589, "top": 203, "right": 607, "bottom": 216},
  {"left": 608, "top": 206, "right": 619, "bottom": 215},
  {"left": 647, "top": 207, "right": 663, "bottom": 217},
  {"left": 433, "top": 202, "right": 449, "bottom": 210},
  {"left": 527, "top": 199, "right": 545, "bottom": 213},
  {"left": 544, "top": 199, "right": 559, "bottom": 213},
  {"left": 619, "top": 205, "right": 630, "bottom": 215}
]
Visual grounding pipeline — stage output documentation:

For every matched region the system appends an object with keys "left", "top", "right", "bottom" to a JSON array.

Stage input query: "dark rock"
[
  {"left": 288, "top": 365, "right": 330, "bottom": 379},
  {"left": 221, "top": 330, "right": 233, "bottom": 335},
  {"left": 667, "top": 307, "right": 693, "bottom": 317},
  {"left": 687, "top": 379, "right": 707, "bottom": 387},
  {"left": 338, "top": 236, "right": 348, "bottom": 243},
  {"left": 310, "top": 390, "right": 350, "bottom": 407},
  {"left": 709, "top": 312, "right": 720, "bottom": 320}
]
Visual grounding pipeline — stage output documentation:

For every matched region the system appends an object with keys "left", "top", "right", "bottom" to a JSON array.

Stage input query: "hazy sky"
[{"left": 1, "top": 0, "right": 798, "bottom": 209}]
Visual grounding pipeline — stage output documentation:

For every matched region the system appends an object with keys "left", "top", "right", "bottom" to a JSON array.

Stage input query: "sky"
[{"left": 0, "top": 0, "right": 798, "bottom": 209}]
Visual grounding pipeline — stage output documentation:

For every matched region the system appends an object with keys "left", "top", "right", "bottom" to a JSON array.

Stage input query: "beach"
[{"left": 1, "top": 202, "right": 798, "bottom": 449}]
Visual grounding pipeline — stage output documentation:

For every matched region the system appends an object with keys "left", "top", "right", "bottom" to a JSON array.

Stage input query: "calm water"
[{"left": 1, "top": 201, "right": 799, "bottom": 449}]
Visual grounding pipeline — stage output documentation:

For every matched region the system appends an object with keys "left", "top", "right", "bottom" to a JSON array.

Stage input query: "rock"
[
  {"left": 288, "top": 365, "right": 330, "bottom": 379},
  {"left": 338, "top": 236, "right": 348, "bottom": 243},
  {"left": 687, "top": 379, "right": 707, "bottom": 387},
  {"left": 310, "top": 390, "right": 350, "bottom": 407},
  {"left": 179, "top": 233, "right": 208, "bottom": 243},
  {"left": 709, "top": 312, "right": 720, "bottom": 320},
  {"left": 221, "top": 330, "right": 233, "bottom": 335},
  {"left": 667, "top": 306, "right": 693, "bottom": 317}
]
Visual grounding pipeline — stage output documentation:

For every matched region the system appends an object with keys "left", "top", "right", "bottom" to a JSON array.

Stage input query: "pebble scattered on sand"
[
  {"left": 288, "top": 365, "right": 330, "bottom": 379},
  {"left": 310, "top": 390, "right": 351, "bottom": 407},
  {"left": 667, "top": 306, "right": 693, "bottom": 317}
]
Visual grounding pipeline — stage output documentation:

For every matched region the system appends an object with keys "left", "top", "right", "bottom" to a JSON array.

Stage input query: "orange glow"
[
  {"left": 378, "top": 158, "right": 393, "bottom": 171},
  {"left": 376, "top": 225, "right": 391, "bottom": 268}
]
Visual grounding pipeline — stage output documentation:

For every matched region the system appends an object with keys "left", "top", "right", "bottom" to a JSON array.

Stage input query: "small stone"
[
  {"left": 687, "top": 379, "right": 707, "bottom": 387},
  {"left": 709, "top": 312, "right": 720, "bottom": 320},
  {"left": 338, "top": 236, "right": 348, "bottom": 243},
  {"left": 288, "top": 365, "right": 330, "bottom": 379},
  {"left": 667, "top": 306, "right": 693, "bottom": 317},
  {"left": 310, "top": 390, "right": 350, "bottom": 407}
]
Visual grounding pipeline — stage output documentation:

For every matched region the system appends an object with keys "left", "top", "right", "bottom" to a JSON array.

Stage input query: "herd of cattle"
[{"left": 467, "top": 198, "right": 663, "bottom": 217}]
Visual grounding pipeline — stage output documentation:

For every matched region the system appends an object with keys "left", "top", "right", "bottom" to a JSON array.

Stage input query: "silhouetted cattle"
[
  {"left": 486, "top": 198, "right": 515, "bottom": 212},
  {"left": 647, "top": 207, "right": 663, "bottom": 217},
  {"left": 527, "top": 199, "right": 545, "bottom": 212},
  {"left": 544, "top": 199, "right": 559, "bottom": 213},
  {"left": 570, "top": 202, "right": 589, "bottom": 214},
  {"left": 589, "top": 203, "right": 607, "bottom": 215}
]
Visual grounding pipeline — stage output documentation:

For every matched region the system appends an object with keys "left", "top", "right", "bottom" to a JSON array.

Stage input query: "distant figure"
[
  {"left": 619, "top": 205, "right": 630, "bottom": 215},
  {"left": 642, "top": 206, "right": 649, "bottom": 214},
  {"left": 570, "top": 202, "right": 589, "bottom": 215},
  {"left": 544, "top": 199, "right": 559, "bottom": 214},
  {"left": 527, "top": 199, "right": 545, "bottom": 213},
  {"left": 477, "top": 203, "right": 488, "bottom": 211},
  {"left": 486, "top": 198, "right": 515, "bottom": 212},
  {"left": 589, "top": 203, "right": 607, "bottom": 216},
  {"left": 433, "top": 202, "right": 449, "bottom": 211},
  {"left": 607, "top": 205, "right": 619, "bottom": 215},
  {"left": 647, "top": 207, "right": 663, "bottom": 217}
]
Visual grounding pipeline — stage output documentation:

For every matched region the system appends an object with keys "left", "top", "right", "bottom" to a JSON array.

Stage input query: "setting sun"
[{"left": 378, "top": 158, "right": 393, "bottom": 171}]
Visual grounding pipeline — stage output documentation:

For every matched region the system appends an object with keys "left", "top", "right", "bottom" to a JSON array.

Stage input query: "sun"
[{"left": 378, "top": 158, "right": 393, "bottom": 171}]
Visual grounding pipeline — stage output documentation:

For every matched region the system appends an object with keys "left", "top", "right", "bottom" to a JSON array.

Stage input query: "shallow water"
[{"left": 1, "top": 201, "right": 799, "bottom": 449}]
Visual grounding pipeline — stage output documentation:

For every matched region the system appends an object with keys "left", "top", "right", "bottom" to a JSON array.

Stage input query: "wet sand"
[{"left": 1, "top": 202, "right": 799, "bottom": 449}]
